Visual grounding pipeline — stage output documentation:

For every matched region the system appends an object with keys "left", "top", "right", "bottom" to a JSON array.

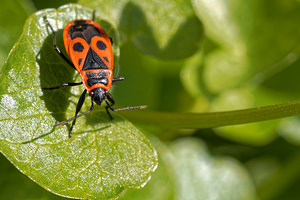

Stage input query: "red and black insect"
[{"left": 43, "top": 12, "right": 145, "bottom": 137}]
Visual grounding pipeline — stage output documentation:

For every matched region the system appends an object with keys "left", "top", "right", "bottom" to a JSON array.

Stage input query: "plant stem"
[{"left": 121, "top": 101, "right": 300, "bottom": 129}]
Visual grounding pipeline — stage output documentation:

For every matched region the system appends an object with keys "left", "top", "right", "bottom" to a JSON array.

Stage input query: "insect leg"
[
  {"left": 112, "top": 77, "right": 124, "bottom": 83},
  {"left": 43, "top": 16, "right": 76, "bottom": 70},
  {"left": 92, "top": 10, "right": 96, "bottom": 21},
  {"left": 106, "top": 92, "right": 115, "bottom": 106},
  {"left": 68, "top": 89, "right": 88, "bottom": 137},
  {"left": 54, "top": 91, "right": 94, "bottom": 137},
  {"left": 105, "top": 92, "right": 115, "bottom": 119},
  {"left": 42, "top": 82, "right": 82, "bottom": 90},
  {"left": 109, "top": 37, "right": 113, "bottom": 45}
]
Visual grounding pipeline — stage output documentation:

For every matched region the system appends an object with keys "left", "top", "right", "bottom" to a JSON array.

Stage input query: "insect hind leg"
[{"left": 43, "top": 16, "right": 76, "bottom": 70}]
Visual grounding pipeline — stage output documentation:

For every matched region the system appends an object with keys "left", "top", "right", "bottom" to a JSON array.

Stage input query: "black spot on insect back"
[
  {"left": 73, "top": 42, "right": 84, "bottom": 52},
  {"left": 78, "top": 58, "right": 82, "bottom": 66},
  {"left": 96, "top": 41, "right": 107, "bottom": 50}
]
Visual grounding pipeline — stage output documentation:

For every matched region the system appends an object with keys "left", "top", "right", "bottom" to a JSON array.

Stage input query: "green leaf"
[{"left": 0, "top": 4, "right": 157, "bottom": 200}]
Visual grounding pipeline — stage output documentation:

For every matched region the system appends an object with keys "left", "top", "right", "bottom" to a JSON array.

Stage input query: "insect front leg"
[
  {"left": 105, "top": 92, "right": 115, "bottom": 120},
  {"left": 112, "top": 77, "right": 124, "bottom": 83},
  {"left": 42, "top": 82, "right": 82, "bottom": 90}
]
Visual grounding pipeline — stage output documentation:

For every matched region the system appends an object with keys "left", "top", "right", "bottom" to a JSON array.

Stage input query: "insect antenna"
[{"left": 111, "top": 105, "right": 147, "bottom": 111}]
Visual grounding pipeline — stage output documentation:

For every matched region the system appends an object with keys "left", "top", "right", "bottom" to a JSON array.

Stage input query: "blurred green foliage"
[{"left": 0, "top": 0, "right": 300, "bottom": 199}]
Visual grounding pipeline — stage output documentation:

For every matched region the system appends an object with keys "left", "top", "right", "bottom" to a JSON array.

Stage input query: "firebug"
[{"left": 43, "top": 11, "right": 145, "bottom": 137}]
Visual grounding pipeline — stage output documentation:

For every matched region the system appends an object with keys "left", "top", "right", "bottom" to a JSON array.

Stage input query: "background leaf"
[
  {"left": 0, "top": 0, "right": 35, "bottom": 68},
  {"left": 120, "top": 138, "right": 256, "bottom": 200}
]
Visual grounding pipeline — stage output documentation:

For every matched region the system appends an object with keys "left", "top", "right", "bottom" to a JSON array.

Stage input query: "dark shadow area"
[
  {"left": 73, "top": 124, "right": 112, "bottom": 136},
  {"left": 119, "top": 2, "right": 204, "bottom": 60},
  {"left": 119, "top": 2, "right": 158, "bottom": 56},
  {"left": 161, "top": 15, "right": 204, "bottom": 59},
  {"left": 37, "top": 28, "right": 78, "bottom": 124}
]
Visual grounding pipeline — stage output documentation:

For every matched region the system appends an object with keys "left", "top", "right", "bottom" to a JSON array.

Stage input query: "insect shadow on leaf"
[{"left": 37, "top": 28, "right": 78, "bottom": 127}]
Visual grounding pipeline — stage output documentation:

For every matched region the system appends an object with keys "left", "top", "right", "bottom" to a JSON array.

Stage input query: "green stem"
[{"left": 121, "top": 101, "right": 300, "bottom": 128}]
